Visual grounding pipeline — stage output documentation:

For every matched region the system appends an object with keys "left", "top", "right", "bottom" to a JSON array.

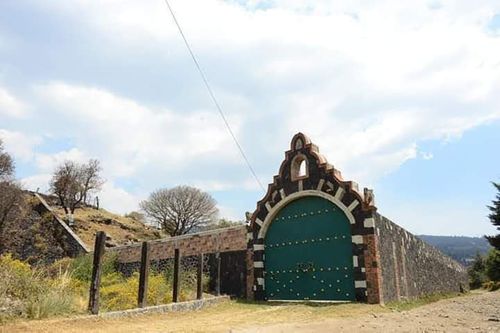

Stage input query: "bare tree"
[
  {"left": 49, "top": 159, "right": 105, "bottom": 215},
  {"left": 0, "top": 139, "right": 14, "bottom": 180},
  {"left": 140, "top": 186, "right": 218, "bottom": 236},
  {"left": 0, "top": 139, "right": 23, "bottom": 234}
]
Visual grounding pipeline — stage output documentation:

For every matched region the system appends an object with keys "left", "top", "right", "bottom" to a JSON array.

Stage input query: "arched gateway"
[
  {"left": 248, "top": 133, "right": 379, "bottom": 302},
  {"left": 265, "top": 196, "right": 355, "bottom": 301}
]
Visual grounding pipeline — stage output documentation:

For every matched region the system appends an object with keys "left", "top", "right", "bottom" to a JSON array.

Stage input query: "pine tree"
[{"left": 486, "top": 182, "right": 500, "bottom": 250}]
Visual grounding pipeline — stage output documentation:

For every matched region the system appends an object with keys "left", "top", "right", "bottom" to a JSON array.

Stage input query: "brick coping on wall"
[{"left": 108, "top": 225, "right": 247, "bottom": 252}]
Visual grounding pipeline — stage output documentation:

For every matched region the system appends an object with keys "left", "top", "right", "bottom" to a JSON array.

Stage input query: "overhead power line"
[{"left": 163, "top": 0, "right": 265, "bottom": 192}]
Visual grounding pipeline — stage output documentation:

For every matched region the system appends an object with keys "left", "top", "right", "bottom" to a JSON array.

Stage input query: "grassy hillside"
[
  {"left": 52, "top": 206, "right": 161, "bottom": 248},
  {"left": 418, "top": 235, "right": 492, "bottom": 265}
]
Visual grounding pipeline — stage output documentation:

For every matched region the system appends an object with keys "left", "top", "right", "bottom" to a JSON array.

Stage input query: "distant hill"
[{"left": 418, "top": 235, "right": 492, "bottom": 266}]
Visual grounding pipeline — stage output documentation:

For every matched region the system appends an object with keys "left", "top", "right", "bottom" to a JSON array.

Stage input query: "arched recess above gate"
[{"left": 248, "top": 133, "right": 378, "bottom": 302}]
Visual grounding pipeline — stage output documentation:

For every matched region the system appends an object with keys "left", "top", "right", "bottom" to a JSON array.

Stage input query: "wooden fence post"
[
  {"left": 215, "top": 252, "right": 221, "bottom": 296},
  {"left": 196, "top": 253, "right": 203, "bottom": 300},
  {"left": 173, "top": 248, "right": 180, "bottom": 302},
  {"left": 137, "top": 241, "right": 150, "bottom": 308},
  {"left": 88, "top": 231, "right": 106, "bottom": 315}
]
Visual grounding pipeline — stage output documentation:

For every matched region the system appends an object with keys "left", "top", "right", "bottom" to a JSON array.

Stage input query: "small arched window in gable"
[{"left": 291, "top": 154, "right": 309, "bottom": 181}]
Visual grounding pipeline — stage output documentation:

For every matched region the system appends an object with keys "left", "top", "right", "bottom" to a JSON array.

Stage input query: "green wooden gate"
[{"left": 264, "top": 196, "right": 355, "bottom": 301}]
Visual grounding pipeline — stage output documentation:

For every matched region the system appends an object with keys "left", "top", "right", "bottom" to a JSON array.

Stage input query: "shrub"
[
  {"left": 485, "top": 249, "right": 500, "bottom": 282},
  {"left": 0, "top": 254, "right": 84, "bottom": 322},
  {"left": 468, "top": 253, "right": 487, "bottom": 289},
  {"left": 482, "top": 280, "right": 500, "bottom": 291}
]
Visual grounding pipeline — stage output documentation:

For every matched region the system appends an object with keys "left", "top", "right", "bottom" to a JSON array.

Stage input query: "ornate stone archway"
[{"left": 247, "top": 133, "right": 381, "bottom": 302}]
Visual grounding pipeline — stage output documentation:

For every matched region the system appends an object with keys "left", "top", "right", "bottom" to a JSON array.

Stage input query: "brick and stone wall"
[
  {"left": 109, "top": 225, "right": 247, "bottom": 263},
  {"left": 375, "top": 213, "right": 468, "bottom": 303}
]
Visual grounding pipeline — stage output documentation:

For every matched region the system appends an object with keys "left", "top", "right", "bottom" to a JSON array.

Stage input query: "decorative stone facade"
[{"left": 248, "top": 133, "right": 378, "bottom": 302}]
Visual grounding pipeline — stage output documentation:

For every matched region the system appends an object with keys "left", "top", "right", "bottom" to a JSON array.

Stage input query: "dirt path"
[
  {"left": 2, "top": 291, "right": 499, "bottom": 333},
  {"left": 237, "top": 291, "right": 500, "bottom": 333}
]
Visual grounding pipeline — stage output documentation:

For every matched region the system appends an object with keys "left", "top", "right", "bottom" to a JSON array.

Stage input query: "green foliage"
[
  {"left": 0, "top": 252, "right": 207, "bottom": 322},
  {"left": 486, "top": 182, "right": 500, "bottom": 250},
  {"left": 68, "top": 252, "right": 117, "bottom": 282},
  {"left": 484, "top": 249, "right": 500, "bottom": 281},
  {"left": 387, "top": 292, "right": 462, "bottom": 312},
  {"left": 0, "top": 254, "right": 84, "bottom": 322},
  {"left": 468, "top": 253, "right": 487, "bottom": 289}
]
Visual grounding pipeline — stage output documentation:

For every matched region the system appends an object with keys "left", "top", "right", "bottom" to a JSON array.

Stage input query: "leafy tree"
[
  {"left": 486, "top": 182, "right": 500, "bottom": 250},
  {"left": 140, "top": 186, "right": 218, "bottom": 236},
  {"left": 485, "top": 249, "right": 500, "bottom": 282},
  {"left": 468, "top": 253, "right": 487, "bottom": 289},
  {"left": 49, "top": 159, "right": 105, "bottom": 215}
]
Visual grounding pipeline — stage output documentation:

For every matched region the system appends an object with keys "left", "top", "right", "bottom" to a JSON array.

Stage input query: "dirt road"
[
  {"left": 2, "top": 291, "right": 499, "bottom": 333},
  {"left": 237, "top": 291, "right": 500, "bottom": 333}
]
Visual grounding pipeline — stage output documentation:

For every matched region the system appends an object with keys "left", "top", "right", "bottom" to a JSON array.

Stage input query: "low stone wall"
[
  {"left": 375, "top": 213, "right": 468, "bottom": 303},
  {"left": 33, "top": 193, "right": 90, "bottom": 256}
]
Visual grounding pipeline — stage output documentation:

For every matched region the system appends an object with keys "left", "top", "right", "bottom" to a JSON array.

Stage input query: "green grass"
[{"left": 386, "top": 292, "right": 464, "bottom": 312}]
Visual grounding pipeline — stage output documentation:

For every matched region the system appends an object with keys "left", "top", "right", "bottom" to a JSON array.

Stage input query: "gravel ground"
[{"left": 237, "top": 290, "right": 500, "bottom": 333}]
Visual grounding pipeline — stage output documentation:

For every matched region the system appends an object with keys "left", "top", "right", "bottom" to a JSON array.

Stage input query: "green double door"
[{"left": 264, "top": 196, "right": 355, "bottom": 301}]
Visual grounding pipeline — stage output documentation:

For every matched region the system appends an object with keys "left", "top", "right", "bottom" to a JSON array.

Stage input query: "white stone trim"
[
  {"left": 352, "top": 235, "right": 363, "bottom": 244},
  {"left": 347, "top": 200, "right": 359, "bottom": 212},
  {"left": 257, "top": 190, "right": 357, "bottom": 239},
  {"left": 253, "top": 244, "right": 264, "bottom": 251},
  {"left": 361, "top": 267, "right": 366, "bottom": 273},
  {"left": 353, "top": 256, "right": 358, "bottom": 267},
  {"left": 364, "top": 218, "right": 375, "bottom": 228},
  {"left": 279, "top": 188, "right": 286, "bottom": 200},
  {"left": 326, "top": 181, "right": 334, "bottom": 190},
  {"left": 298, "top": 180, "right": 303, "bottom": 191},
  {"left": 257, "top": 277, "right": 265, "bottom": 286},
  {"left": 247, "top": 232, "right": 253, "bottom": 241},
  {"left": 355, "top": 280, "right": 367, "bottom": 288},
  {"left": 316, "top": 179, "right": 325, "bottom": 191},
  {"left": 265, "top": 202, "right": 272, "bottom": 212},
  {"left": 255, "top": 218, "right": 263, "bottom": 227},
  {"left": 254, "top": 261, "right": 264, "bottom": 268},
  {"left": 334, "top": 187, "right": 345, "bottom": 200}
]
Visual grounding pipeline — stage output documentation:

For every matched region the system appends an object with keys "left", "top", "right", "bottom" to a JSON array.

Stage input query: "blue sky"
[{"left": 0, "top": 0, "right": 499, "bottom": 236}]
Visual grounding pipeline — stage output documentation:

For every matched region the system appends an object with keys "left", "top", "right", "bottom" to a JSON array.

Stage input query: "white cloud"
[
  {"left": 99, "top": 182, "right": 141, "bottom": 215},
  {"left": 2, "top": 0, "right": 500, "bottom": 230},
  {"left": 0, "top": 87, "right": 27, "bottom": 118},
  {"left": 0, "top": 129, "right": 40, "bottom": 162},
  {"left": 34, "top": 82, "right": 242, "bottom": 178}
]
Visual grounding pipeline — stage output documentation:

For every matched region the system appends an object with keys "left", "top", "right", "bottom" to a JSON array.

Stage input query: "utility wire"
[{"left": 163, "top": 0, "right": 265, "bottom": 192}]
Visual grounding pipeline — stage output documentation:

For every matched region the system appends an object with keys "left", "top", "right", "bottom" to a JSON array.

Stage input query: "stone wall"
[
  {"left": 109, "top": 225, "right": 247, "bottom": 263},
  {"left": 33, "top": 193, "right": 89, "bottom": 256},
  {"left": 375, "top": 213, "right": 468, "bottom": 303}
]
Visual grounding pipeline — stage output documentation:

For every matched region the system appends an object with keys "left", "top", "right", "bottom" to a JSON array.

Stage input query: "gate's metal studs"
[{"left": 329, "top": 284, "right": 332, "bottom": 287}]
